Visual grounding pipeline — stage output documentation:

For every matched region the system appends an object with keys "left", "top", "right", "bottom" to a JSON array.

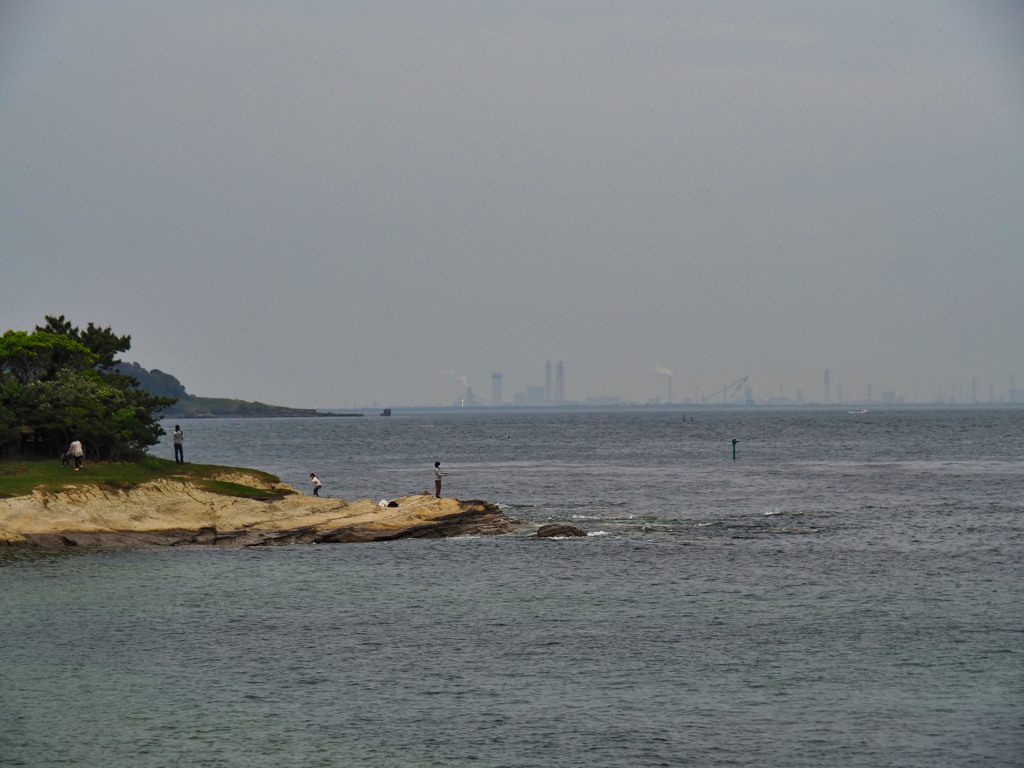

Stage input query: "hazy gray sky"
[{"left": 2, "top": 1, "right": 1022, "bottom": 407}]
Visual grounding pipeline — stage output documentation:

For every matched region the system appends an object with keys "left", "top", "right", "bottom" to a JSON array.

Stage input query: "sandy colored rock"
[{"left": 0, "top": 478, "right": 512, "bottom": 547}]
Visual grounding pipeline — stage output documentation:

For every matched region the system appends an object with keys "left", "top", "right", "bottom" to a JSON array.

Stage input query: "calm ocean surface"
[{"left": 2, "top": 408, "right": 1022, "bottom": 767}]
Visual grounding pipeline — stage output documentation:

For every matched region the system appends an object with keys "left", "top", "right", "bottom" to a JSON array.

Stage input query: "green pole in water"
[{"left": 731, "top": 438, "right": 739, "bottom": 460}]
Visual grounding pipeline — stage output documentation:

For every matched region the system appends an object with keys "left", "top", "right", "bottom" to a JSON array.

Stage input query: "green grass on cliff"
[{"left": 0, "top": 456, "right": 293, "bottom": 501}]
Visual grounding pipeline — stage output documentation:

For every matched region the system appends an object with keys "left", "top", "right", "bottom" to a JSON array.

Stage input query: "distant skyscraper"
[
  {"left": 492, "top": 372, "right": 502, "bottom": 406},
  {"left": 555, "top": 360, "right": 565, "bottom": 403},
  {"left": 823, "top": 369, "right": 831, "bottom": 403},
  {"left": 545, "top": 360, "right": 552, "bottom": 403}
]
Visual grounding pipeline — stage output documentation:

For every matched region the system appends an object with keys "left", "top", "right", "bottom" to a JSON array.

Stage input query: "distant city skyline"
[{"left": 319, "top": 358, "right": 1024, "bottom": 409}]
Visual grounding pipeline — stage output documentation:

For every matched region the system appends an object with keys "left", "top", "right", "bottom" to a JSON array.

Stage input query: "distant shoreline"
[
  {"left": 158, "top": 402, "right": 1024, "bottom": 419},
  {"left": 163, "top": 412, "right": 365, "bottom": 419},
  {"left": 317, "top": 402, "right": 1024, "bottom": 414}
]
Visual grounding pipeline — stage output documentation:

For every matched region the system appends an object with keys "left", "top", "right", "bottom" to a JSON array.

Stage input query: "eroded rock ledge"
[{"left": 0, "top": 477, "right": 513, "bottom": 548}]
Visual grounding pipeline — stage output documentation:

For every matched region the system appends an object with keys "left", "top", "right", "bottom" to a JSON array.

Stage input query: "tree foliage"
[
  {"left": 0, "top": 317, "right": 175, "bottom": 461},
  {"left": 36, "top": 316, "right": 131, "bottom": 372},
  {"left": 0, "top": 330, "right": 97, "bottom": 385}
]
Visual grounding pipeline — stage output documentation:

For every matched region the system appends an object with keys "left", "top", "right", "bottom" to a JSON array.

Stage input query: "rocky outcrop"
[
  {"left": 0, "top": 478, "right": 512, "bottom": 548},
  {"left": 536, "top": 523, "right": 588, "bottom": 538}
]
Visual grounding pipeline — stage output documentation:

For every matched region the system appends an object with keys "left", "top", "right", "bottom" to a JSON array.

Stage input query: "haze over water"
[{"left": 3, "top": 3, "right": 1022, "bottom": 407}]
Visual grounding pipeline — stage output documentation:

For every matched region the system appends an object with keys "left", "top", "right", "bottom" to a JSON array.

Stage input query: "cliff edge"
[{"left": 0, "top": 474, "right": 512, "bottom": 547}]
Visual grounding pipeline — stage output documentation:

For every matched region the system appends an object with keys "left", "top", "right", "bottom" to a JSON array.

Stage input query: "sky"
[{"left": 2, "top": 1, "right": 1022, "bottom": 408}]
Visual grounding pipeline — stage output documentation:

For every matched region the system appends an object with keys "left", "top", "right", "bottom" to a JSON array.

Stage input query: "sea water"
[{"left": 2, "top": 408, "right": 1022, "bottom": 767}]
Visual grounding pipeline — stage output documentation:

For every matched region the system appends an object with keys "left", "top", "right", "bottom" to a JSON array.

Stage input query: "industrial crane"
[{"left": 703, "top": 376, "right": 749, "bottom": 404}]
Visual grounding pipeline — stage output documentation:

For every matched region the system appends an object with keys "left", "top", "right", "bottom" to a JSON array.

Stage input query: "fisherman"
[{"left": 434, "top": 461, "right": 447, "bottom": 498}]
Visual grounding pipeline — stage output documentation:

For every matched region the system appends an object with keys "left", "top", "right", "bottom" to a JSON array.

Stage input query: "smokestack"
[{"left": 653, "top": 366, "right": 673, "bottom": 404}]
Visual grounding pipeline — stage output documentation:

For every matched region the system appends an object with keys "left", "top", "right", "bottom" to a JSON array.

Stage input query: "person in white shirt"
[
  {"left": 434, "top": 461, "right": 447, "bottom": 498},
  {"left": 172, "top": 425, "right": 184, "bottom": 464},
  {"left": 68, "top": 439, "right": 84, "bottom": 470},
  {"left": 310, "top": 473, "right": 322, "bottom": 497}
]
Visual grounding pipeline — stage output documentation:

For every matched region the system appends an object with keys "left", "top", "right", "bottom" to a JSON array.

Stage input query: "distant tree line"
[
  {"left": 0, "top": 316, "right": 176, "bottom": 461},
  {"left": 116, "top": 362, "right": 321, "bottom": 419},
  {"left": 116, "top": 361, "right": 189, "bottom": 400}
]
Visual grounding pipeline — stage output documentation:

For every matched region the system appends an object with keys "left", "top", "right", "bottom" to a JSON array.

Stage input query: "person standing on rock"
[
  {"left": 68, "top": 438, "right": 84, "bottom": 470},
  {"left": 310, "top": 473, "right": 322, "bottom": 497},
  {"left": 172, "top": 425, "right": 184, "bottom": 464},
  {"left": 434, "top": 461, "right": 447, "bottom": 498}
]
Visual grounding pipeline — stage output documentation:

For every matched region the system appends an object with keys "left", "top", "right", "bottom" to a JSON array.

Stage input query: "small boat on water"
[{"left": 848, "top": 409, "right": 868, "bottom": 414}]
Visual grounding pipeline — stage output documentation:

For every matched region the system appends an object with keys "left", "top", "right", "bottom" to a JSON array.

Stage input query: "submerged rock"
[{"left": 536, "top": 523, "right": 587, "bottom": 538}]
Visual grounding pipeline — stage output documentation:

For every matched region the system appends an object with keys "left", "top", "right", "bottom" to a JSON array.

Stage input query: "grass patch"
[{"left": 0, "top": 455, "right": 291, "bottom": 500}]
